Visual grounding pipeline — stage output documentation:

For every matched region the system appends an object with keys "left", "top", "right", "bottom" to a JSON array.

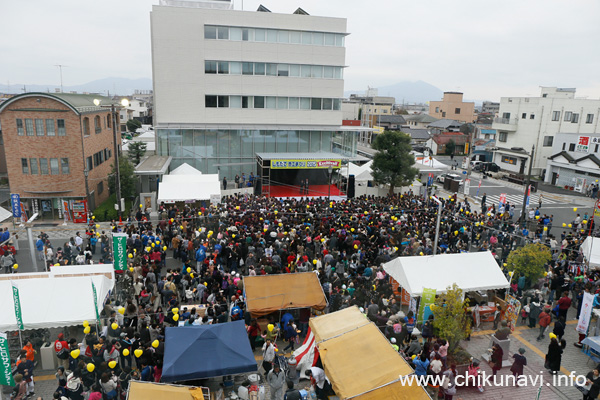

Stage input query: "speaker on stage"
[
  {"left": 254, "top": 177, "right": 262, "bottom": 195},
  {"left": 348, "top": 174, "right": 355, "bottom": 198}
]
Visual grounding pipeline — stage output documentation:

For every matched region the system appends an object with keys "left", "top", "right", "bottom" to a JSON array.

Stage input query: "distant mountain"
[
  {"left": 345, "top": 80, "right": 443, "bottom": 104},
  {"left": 0, "top": 77, "right": 153, "bottom": 96}
]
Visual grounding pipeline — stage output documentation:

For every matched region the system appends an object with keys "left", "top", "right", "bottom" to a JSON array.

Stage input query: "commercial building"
[
  {"left": 492, "top": 87, "right": 600, "bottom": 176},
  {"left": 0, "top": 93, "right": 121, "bottom": 219},
  {"left": 545, "top": 132, "right": 600, "bottom": 192},
  {"left": 429, "top": 92, "right": 475, "bottom": 123},
  {"left": 151, "top": 0, "right": 358, "bottom": 178}
]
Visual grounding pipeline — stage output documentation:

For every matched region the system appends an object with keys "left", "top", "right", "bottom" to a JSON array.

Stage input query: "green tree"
[
  {"left": 371, "top": 130, "right": 418, "bottom": 195},
  {"left": 126, "top": 119, "right": 142, "bottom": 133},
  {"left": 430, "top": 283, "right": 471, "bottom": 352},
  {"left": 357, "top": 108, "right": 362, "bottom": 121},
  {"left": 506, "top": 243, "right": 551, "bottom": 282},
  {"left": 445, "top": 139, "right": 456, "bottom": 156},
  {"left": 127, "top": 141, "right": 147, "bottom": 166},
  {"left": 108, "top": 157, "right": 137, "bottom": 200}
]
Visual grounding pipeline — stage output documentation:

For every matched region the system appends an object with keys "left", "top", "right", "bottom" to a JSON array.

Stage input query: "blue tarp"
[{"left": 161, "top": 320, "right": 257, "bottom": 382}]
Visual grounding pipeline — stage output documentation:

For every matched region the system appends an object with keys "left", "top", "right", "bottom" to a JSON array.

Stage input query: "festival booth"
[
  {"left": 0, "top": 274, "right": 113, "bottom": 331},
  {"left": 581, "top": 236, "right": 600, "bottom": 269},
  {"left": 161, "top": 320, "right": 257, "bottom": 383},
  {"left": 0, "top": 263, "right": 116, "bottom": 283},
  {"left": 157, "top": 174, "right": 221, "bottom": 205},
  {"left": 127, "top": 381, "right": 209, "bottom": 400},
  {"left": 308, "top": 306, "right": 430, "bottom": 400},
  {"left": 243, "top": 272, "right": 327, "bottom": 318}
]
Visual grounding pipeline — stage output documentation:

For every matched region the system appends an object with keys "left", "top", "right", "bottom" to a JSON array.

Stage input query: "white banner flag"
[{"left": 577, "top": 292, "right": 595, "bottom": 334}]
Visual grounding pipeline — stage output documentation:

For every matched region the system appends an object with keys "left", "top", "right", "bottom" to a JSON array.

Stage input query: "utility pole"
[
  {"left": 431, "top": 196, "right": 442, "bottom": 255},
  {"left": 112, "top": 104, "right": 122, "bottom": 220},
  {"left": 520, "top": 144, "right": 535, "bottom": 225}
]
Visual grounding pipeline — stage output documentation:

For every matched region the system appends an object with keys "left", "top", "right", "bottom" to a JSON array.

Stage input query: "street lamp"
[
  {"left": 328, "top": 165, "right": 333, "bottom": 200},
  {"left": 83, "top": 168, "right": 90, "bottom": 214},
  {"left": 93, "top": 98, "right": 129, "bottom": 219}
]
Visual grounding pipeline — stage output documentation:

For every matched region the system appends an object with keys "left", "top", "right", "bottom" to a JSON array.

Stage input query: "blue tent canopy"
[{"left": 162, "top": 320, "right": 257, "bottom": 382}]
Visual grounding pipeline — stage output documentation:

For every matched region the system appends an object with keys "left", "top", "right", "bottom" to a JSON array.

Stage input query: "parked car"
[
  {"left": 474, "top": 162, "right": 501, "bottom": 173},
  {"left": 470, "top": 160, "right": 483, "bottom": 168},
  {"left": 436, "top": 173, "right": 464, "bottom": 185}
]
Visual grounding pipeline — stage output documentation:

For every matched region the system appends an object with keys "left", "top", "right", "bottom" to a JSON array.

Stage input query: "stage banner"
[
  {"left": 0, "top": 332, "right": 14, "bottom": 386},
  {"left": 12, "top": 281, "right": 24, "bottom": 330},
  {"left": 576, "top": 292, "right": 595, "bottom": 334},
  {"left": 418, "top": 288, "right": 436, "bottom": 322},
  {"left": 112, "top": 233, "right": 128, "bottom": 271},
  {"left": 271, "top": 159, "right": 341, "bottom": 169}
]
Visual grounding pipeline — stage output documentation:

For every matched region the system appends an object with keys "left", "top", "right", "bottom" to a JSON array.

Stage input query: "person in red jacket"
[
  {"left": 537, "top": 306, "right": 552, "bottom": 341},
  {"left": 54, "top": 333, "right": 69, "bottom": 369},
  {"left": 557, "top": 292, "right": 572, "bottom": 320}
]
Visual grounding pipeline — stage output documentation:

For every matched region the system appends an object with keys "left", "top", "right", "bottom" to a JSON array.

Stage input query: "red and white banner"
[
  {"left": 292, "top": 328, "right": 319, "bottom": 378},
  {"left": 577, "top": 292, "right": 595, "bottom": 334}
]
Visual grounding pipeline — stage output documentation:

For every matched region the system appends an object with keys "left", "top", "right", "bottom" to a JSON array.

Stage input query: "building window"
[
  {"left": 25, "top": 119, "right": 34, "bottom": 136},
  {"left": 107, "top": 114, "right": 111, "bottom": 128},
  {"left": 217, "top": 96, "right": 229, "bottom": 108},
  {"left": 572, "top": 113, "right": 579, "bottom": 123},
  {"left": 242, "top": 62, "right": 253, "bottom": 75},
  {"left": 205, "top": 61, "right": 217, "bottom": 74},
  {"left": 39, "top": 158, "right": 49, "bottom": 175},
  {"left": 86, "top": 156, "right": 93, "bottom": 171},
  {"left": 205, "top": 95, "right": 217, "bottom": 108},
  {"left": 21, "top": 158, "right": 28, "bottom": 174},
  {"left": 311, "top": 98, "right": 322, "bottom": 110},
  {"left": 499, "top": 132, "right": 507, "bottom": 142},
  {"left": 501, "top": 156, "right": 517, "bottom": 165},
  {"left": 97, "top": 181, "right": 104, "bottom": 195},
  {"left": 204, "top": 25, "right": 217, "bottom": 39},
  {"left": 543, "top": 136, "right": 553, "bottom": 147},
  {"left": 45, "top": 119, "right": 55, "bottom": 136},
  {"left": 521, "top": 113, "right": 527, "bottom": 119},
  {"left": 502, "top": 112, "right": 511, "bottom": 119},
  {"left": 254, "top": 96, "right": 265, "bottom": 108},
  {"left": 35, "top": 119, "right": 44, "bottom": 136},
  {"left": 564, "top": 111, "right": 572, "bottom": 122},
  {"left": 83, "top": 117, "right": 90, "bottom": 135},
  {"left": 16, "top": 119, "right": 24, "bottom": 136},
  {"left": 217, "top": 61, "right": 229, "bottom": 74},
  {"left": 530, "top": 114, "right": 535, "bottom": 119},
  {"left": 204, "top": 25, "right": 345, "bottom": 47},
  {"left": 442, "top": 112, "right": 446, "bottom": 117},
  {"left": 562, "top": 143, "right": 566, "bottom": 150},
  {"left": 61, "top": 158, "right": 70, "bottom": 174},
  {"left": 217, "top": 26, "right": 229, "bottom": 39},
  {"left": 586, "top": 114, "right": 594, "bottom": 124},
  {"left": 50, "top": 158, "right": 59, "bottom": 175},
  {"left": 569, "top": 143, "right": 575, "bottom": 151},
  {"left": 552, "top": 111, "right": 561, "bottom": 121},
  {"left": 596, "top": 144, "right": 599, "bottom": 153},
  {"left": 455, "top": 108, "right": 461, "bottom": 114},
  {"left": 57, "top": 119, "right": 66, "bottom": 136},
  {"left": 435, "top": 107, "right": 439, "bottom": 113},
  {"left": 94, "top": 116, "right": 101, "bottom": 134},
  {"left": 29, "top": 158, "right": 38, "bottom": 175}
]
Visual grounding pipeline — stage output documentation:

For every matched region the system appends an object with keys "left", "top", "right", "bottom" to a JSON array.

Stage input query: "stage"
[{"left": 263, "top": 184, "right": 344, "bottom": 198}]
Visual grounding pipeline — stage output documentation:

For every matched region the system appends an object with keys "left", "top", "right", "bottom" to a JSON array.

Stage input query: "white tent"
[
  {"left": 158, "top": 174, "right": 221, "bottom": 203},
  {"left": 412, "top": 152, "right": 449, "bottom": 170},
  {"left": 383, "top": 251, "right": 509, "bottom": 296},
  {"left": 0, "top": 275, "right": 112, "bottom": 331},
  {"left": 581, "top": 237, "right": 600, "bottom": 269},
  {"left": 170, "top": 163, "right": 203, "bottom": 176}
]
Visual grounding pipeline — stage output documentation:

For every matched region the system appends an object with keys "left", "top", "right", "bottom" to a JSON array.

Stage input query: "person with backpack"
[
  {"left": 54, "top": 333, "right": 69, "bottom": 369},
  {"left": 100, "top": 372, "right": 118, "bottom": 400}
]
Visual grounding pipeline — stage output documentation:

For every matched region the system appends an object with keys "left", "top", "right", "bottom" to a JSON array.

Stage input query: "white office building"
[
  {"left": 545, "top": 132, "right": 600, "bottom": 192},
  {"left": 492, "top": 87, "right": 600, "bottom": 177},
  {"left": 150, "top": 0, "right": 357, "bottom": 177}
]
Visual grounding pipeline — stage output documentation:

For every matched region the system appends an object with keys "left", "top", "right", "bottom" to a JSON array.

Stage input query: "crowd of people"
[{"left": 8, "top": 190, "right": 600, "bottom": 399}]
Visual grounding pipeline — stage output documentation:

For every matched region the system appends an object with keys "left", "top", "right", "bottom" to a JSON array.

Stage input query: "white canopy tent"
[
  {"left": 581, "top": 237, "right": 600, "bottom": 269},
  {"left": 169, "top": 163, "right": 203, "bottom": 176},
  {"left": 0, "top": 275, "right": 112, "bottom": 331},
  {"left": 412, "top": 152, "right": 450, "bottom": 170},
  {"left": 157, "top": 174, "right": 221, "bottom": 203},
  {"left": 383, "top": 251, "right": 509, "bottom": 296}
]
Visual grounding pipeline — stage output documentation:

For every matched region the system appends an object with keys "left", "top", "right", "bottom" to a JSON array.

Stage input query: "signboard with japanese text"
[
  {"left": 576, "top": 136, "right": 590, "bottom": 152},
  {"left": 10, "top": 194, "right": 21, "bottom": 218},
  {"left": 418, "top": 288, "right": 436, "bottom": 322},
  {"left": 271, "top": 159, "right": 341, "bottom": 169},
  {"left": 112, "top": 233, "right": 128, "bottom": 271},
  {"left": 576, "top": 291, "right": 595, "bottom": 334}
]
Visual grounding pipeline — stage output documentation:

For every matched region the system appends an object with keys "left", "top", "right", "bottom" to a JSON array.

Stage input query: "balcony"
[{"left": 492, "top": 117, "right": 518, "bottom": 131}]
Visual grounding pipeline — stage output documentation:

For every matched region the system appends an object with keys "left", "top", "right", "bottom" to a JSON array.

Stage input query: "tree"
[
  {"left": 430, "top": 283, "right": 471, "bottom": 352},
  {"left": 445, "top": 139, "right": 456, "bottom": 156},
  {"left": 357, "top": 108, "right": 362, "bottom": 121},
  {"left": 127, "top": 141, "right": 147, "bottom": 166},
  {"left": 108, "top": 157, "right": 137, "bottom": 200},
  {"left": 371, "top": 131, "right": 418, "bottom": 195},
  {"left": 126, "top": 119, "right": 142, "bottom": 133},
  {"left": 506, "top": 243, "right": 551, "bottom": 282}
]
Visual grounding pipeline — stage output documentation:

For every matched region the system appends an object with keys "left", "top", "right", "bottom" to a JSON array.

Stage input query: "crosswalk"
[{"left": 473, "top": 193, "right": 560, "bottom": 207}]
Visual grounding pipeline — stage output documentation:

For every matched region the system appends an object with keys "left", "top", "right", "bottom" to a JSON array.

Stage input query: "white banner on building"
[{"left": 576, "top": 292, "right": 595, "bottom": 334}]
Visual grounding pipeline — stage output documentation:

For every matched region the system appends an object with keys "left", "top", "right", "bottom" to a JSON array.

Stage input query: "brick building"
[{"left": 0, "top": 93, "right": 122, "bottom": 219}]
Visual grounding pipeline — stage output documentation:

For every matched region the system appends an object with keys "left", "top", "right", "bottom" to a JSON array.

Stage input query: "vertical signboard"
[
  {"left": 10, "top": 194, "right": 21, "bottom": 218},
  {"left": 112, "top": 233, "right": 128, "bottom": 271}
]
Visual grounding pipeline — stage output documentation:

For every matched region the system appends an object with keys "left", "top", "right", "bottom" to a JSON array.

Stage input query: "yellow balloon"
[
  {"left": 128, "top": 254, "right": 133, "bottom": 259},
  {"left": 354, "top": 244, "right": 358, "bottom": 249},
  {"left": 313, "top": 259, "right": 317, "bottom": 265},
  {"left": 111, "top": 323, "right": 118, "bottom": 330},
  {"left": 152, "top": 340, "right": 159, "bottom": 348},
  {"left": 562, "top": 223, "right": 566, "bottom": 227},
  {"left": 351, "top": 228, "right": 355, "bottom": 232},
  {"left": 87, "top": 363, "right": 95, "bottom": 372},
  {"left": 139, "top": 204, "right": 143, "bottom": 208},
  {"left": 118, "top": 307, "right": 125, "bottom": 315},
  {"left": 268, "top": 324, "right": 274, "bottom": 332},
  {"left": 129, "top": 267, "right": 134, "bottom": 272},
  {"left": 95, "top": 224, "right": 100, "bottom": 229},
  {"left": 83, "top": 326, "right": 91, "bottom": 334},
  {"left": 123, "top": 349, "right": 130, "bottom": 356},
  {"left": 172, "top": 307, "right": 179, "bottom": 314},
  {"left": 156, "top": 240, "right": 160, "bottom": 245},
  {"left": 83, "top": 320, "right": 89, "bottom": 327},
  {"left": 146, "top": 247, "right": 151, "bottom": 252},
  {"left": 573, "top": 207, "right": 578, "bottom": 212},
  {"left": 92, "top": 216, "right": 95, "bottom": 219},
  {"left": 420, "top": 252, "right": 424, "bottom": 256},
  {"left": 198, "top": 212, "right": 202, "bottom": 215},
  {"left": 454, "top": 231, "right": 458, "bottom": 235},
  {"left": 190, "top": 273, "right": 194, "bottom": 278},
  {"left": 151, "top": 243, "right": 155, "bottom": 247},
  {"left": 108, "top": 360, "right": 117, "bottom": 369},
  {"left": 568, "top": 224, "right": 572, "bottom": 228},
  {"left": 274, "top": 211, "right": 278, "bottom": 215},
  {"left": 180, "top": 226, "right": 184, "bottom": 230},
  {"left": 509, "top": 271, "right": 514, "bottom": 276},
  {"left": 543, "top": 227, "right": 548, "bottom": 231},
  {"left": 163, "top": 246, "right": 167, "bottom": 251},
  {"left": 70, "top": 349, "right": 80, "bottom": 359},
  {"left": 170, "top": 218, "right": 174, "bottom": 223},
  {"left": 173, "top": 314, "right": 180, "bottom": 322},
  {"left": 186, "top": 267, "right": 191, "bottom": 273},
  {"left": 583, "top": 220, "right": 588, "bottom": 224},
  {"left": 535, "top": 216, "right": 540, "bottom": 220},
  {"left": 54, "top": 263, "right": 60, "bottom": 267},
  {"left": 12, "top": 264, "right": 18, "bottom": 269},
  {"left": 232, "top": 234, "right": 236, "bottom": 238},
  {"left": 134, "top": 349, "right": 143, "bottom": 358}
]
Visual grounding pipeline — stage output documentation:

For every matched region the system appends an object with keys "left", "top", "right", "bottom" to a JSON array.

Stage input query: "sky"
[{"left": 2, "top": 0, "right": 600, "bottom": 101}]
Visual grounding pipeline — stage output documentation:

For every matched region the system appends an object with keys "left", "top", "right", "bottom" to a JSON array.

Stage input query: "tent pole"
[{"left": 18, "top": 330, "right": 23, "bottom": 349}]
